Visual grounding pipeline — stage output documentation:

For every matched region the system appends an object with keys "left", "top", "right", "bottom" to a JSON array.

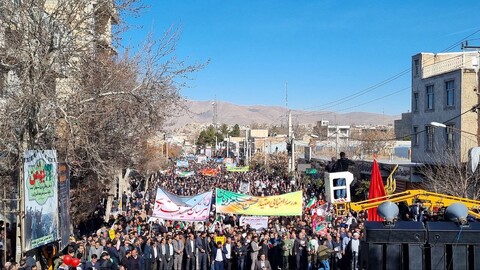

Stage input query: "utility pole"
[
  {"left": 244, "top": 130, "right": 249, "bottom": 166},
  {"left": 226, "top": 136, "right": 230, "bottom": 158},
  {"left": 336, "top": 126, "right": 339, "bottom": 155},
  {"left": 288, "top": 111, "right": 295, "bottom": 174}
]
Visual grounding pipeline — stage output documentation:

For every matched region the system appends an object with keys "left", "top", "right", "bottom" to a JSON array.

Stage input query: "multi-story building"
[{"left": 411, "top": 52, "right": 480, "bottom": 164}]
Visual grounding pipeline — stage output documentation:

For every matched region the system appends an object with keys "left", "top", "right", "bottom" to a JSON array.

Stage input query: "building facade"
[{"left": 411, "top": 52, "right": 480, "bottom": 164}]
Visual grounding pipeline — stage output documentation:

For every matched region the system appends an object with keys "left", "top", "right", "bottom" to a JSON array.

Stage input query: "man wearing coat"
[
  {"left": 254, "top": 254, "right": 271, "bottom": 270},
  {"left": 281, "top": 232, "right": 293, "bottom": 270},
  {"left": 211, "top": 241, "right": 227, "bottom": 270},
  {"left": 158, "top": 238, "right": 171, "bottom": 270},
  {"left": 294, "top": 232, "right": 309, "bottom": 270},
  {"left": 185, "top": 233, "right": 196, "bottom": 270},
  {"left": 233, "top": 240, "right": 247, "bottom": 270},
  {"left": 195, "top": 231, "right": 210, "bottom": 270},
  {"left": 250, "top": 236, "right": 261, "bottom": 270},
  {"left": 172, "top": 234, "right": 184, "bottom": 270}
]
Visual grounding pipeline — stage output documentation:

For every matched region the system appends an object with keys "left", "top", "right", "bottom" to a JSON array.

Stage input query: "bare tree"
[
  {"left": 352, "top": 129, "right": 395, "bottom": 157},
  {"left": 0, "top": 0, "right": 205, "bottom": 224},
  {"left": 420, "top": 148, "right": 480, "bottom": 200}
]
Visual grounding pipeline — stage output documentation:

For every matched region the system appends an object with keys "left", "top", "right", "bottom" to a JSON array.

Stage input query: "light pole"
[
  {"left": 430, "top": 121, "right": 479, "bottom": 172},
  {"left": 430, "top": 122, "right": 479, "bottom": 137}
]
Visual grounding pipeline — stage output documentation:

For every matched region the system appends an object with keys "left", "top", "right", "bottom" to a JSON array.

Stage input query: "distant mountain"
[{"left": 168, "top": 100, "right": 400, "bottom": 128}]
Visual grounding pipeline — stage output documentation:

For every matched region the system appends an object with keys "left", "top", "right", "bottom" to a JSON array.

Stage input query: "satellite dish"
[
  {"left": 377, "top": 201, "right": 399, "bottom": 224},
  {"left": 445, "top": 203, "right": 469, "bottom": 225}
]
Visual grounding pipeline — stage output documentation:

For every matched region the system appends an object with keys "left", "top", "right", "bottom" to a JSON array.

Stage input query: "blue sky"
[{"left": 121, "top": 1, "right": 480, "bottom": 116}]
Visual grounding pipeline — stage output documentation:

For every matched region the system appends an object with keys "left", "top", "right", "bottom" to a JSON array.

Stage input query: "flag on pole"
[
  {"left": 367, "top": 159, "right": 387, "bottom": 221},
  {"left": 306, "top": 197, "right": 317, "bottom": 210}
]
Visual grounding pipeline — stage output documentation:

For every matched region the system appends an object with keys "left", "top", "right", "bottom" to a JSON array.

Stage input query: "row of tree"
[{"left": 0, "top": 0, "right": 203, "bottom": 224}]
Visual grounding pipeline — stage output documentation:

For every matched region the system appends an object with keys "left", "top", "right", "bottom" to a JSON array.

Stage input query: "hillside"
[{"left": 168, "top": 100, "right": 400, "bottom": 128}]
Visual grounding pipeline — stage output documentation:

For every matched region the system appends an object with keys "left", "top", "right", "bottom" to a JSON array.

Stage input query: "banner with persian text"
[
  {"left": 239, "top": 216, "right": 268, "bottom": 231},
  {"left": 152, "top": 188, "right": 212, "bottom": 221},
  {"left": 176, "top": 160, "right": 189, "bottom": 168},
  {"left": 24, "top": 150, "right": 59, "bottom": 251},
  {"left": 226, "top": 166, "right": 250, "bottom": 172},
  {"left": 215, "top": 188, "right": 302, "bottom": 216}
]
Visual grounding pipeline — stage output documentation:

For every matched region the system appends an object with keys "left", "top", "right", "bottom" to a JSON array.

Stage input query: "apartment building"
[{"left": 411, "top": 52, "right": 480, "bottom": 164}]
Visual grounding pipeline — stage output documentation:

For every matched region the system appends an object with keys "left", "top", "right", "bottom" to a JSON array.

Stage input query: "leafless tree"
[
  {"left": 352, "top": 129, "right": 395, "bottom": 157},
  {"left": 420, "top": 148, "right": 480, "bottom": 200},
  {"left": 0, "top": 0, "right": 205, "bottom": 223}
]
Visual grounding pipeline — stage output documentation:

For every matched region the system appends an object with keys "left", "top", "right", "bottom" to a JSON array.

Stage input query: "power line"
[{"left": 295, "top": 27, "right": 480, "bottom": 115}]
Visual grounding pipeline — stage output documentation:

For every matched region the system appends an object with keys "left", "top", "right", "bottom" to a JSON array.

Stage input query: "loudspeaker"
[
  {"left": 407, "top": 244, "right": 424, "bottom": 270},
  {"left": 429, "top": 245, "right": 446, "bottom": 270},
  {"left": 367, "top": 243, "right": 384, "bottom": 269},
  {"left": 426, "top": 222, "right": 480, "bottom": 244},
  {"left": 385, "top": 244, "right": 402, "bottom": 270},
  {"left": 364, "top": 221, "right": 426, "bottom": 243}
]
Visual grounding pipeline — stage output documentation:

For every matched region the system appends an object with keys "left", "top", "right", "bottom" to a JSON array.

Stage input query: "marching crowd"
[{"left": 13, "top": 155, "right": 368, "bottom": 270}]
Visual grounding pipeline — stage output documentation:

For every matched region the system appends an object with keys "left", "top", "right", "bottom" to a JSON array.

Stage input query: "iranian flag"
[{"left": 306, "top": 197, "right": 317, "bottom": 210}]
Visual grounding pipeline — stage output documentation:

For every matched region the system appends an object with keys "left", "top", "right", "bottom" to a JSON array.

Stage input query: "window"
[
  {"left": 426, "top": 126, "right": 434, "bottom": 151},
  {"left": 426, "top": 85, "right": 434, "bottom": 110},
  {"left": 446, "top": 124, "right": 454, "bottom": 150},
  {"left": 413, "top": 92, "right": 419, "bottom": 111},
  {"left": 414, "top": 59, "right": 419, "bottom": 76},
  {"left": 445, "top": 80, "right": 454, "bottom": 107},
  {"left": 413, "top": 126, "right": 419, "bottom": 146}
]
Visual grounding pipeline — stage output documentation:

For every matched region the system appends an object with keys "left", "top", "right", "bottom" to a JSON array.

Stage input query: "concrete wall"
[{"left": 411, "top": 53, "right": 479, "bottom": 164}]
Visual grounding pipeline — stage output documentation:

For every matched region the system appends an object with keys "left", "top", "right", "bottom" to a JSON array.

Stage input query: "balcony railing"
[{"left": 422, "top": 53, "right": 479, "bottom": 79}]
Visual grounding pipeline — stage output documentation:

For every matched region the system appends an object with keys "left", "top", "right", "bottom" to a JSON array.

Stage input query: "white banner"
[
  {"left": 24, "top": 150, "right": 59, "bottom": 251},
  {"left": 152, "top": 188, "right": 212, "bottom": 221},
  {"left": 239, "top": 216, "right": 268, "bottom": 231}
]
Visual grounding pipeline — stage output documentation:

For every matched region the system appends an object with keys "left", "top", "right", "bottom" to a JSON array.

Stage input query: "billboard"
[{"left": 24, "top": 150, "right": 59, "bottom": 251}]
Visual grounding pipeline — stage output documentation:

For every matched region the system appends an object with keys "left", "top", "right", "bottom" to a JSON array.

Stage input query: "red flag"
[{"left": 367, "top": 159, "right": 387, "bottom": 221}]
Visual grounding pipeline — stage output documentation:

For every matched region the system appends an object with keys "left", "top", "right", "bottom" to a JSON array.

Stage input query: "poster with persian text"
[
  {"left": 24, "top": 150, "right": 58, "bottom": 251},
  {"left": 152, "top": 188, "right": 212, "bottom": 221},
  {"left": 215, "top": 188, "right": 302, "bottom": 216}
]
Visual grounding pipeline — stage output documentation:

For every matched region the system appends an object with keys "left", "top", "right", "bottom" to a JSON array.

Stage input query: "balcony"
[{"left": 422, "top": 53, "right": 479, "bottom": 79}]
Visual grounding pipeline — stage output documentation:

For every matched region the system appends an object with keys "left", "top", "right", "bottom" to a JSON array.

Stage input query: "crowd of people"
[{"left": 14, "top": 153, "right": 384, "bottom": 270}]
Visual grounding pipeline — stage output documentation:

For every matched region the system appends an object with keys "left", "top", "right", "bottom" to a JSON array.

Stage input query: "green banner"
[
  {"left": 226, "top": 166, "right": 250, "bottom": 172},
  {"left": 306, "top": 168, "right": 317, "bottom": 175},
  {"left": 216, "top": 188, "right": 302, "bottom": 216}
]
